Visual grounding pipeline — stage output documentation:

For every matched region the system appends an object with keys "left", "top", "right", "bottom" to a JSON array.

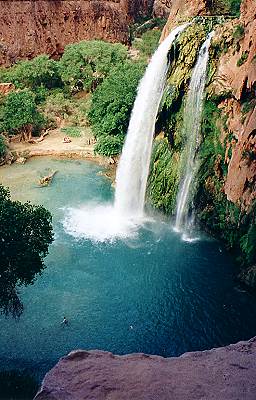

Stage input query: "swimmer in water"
[{"left": 61, "top": 316, "right": 68, "bottom": 326}]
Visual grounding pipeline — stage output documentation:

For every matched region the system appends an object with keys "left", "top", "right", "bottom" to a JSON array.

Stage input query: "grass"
[{"left": 60, "top": 126, "right": 82, "bottom": 137}]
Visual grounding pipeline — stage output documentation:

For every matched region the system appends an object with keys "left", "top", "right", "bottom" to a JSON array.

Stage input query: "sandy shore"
[
  {"left": 6, "top": 129, "right": 117, "bottom": 182},
  {"left": 9, "top": 129, "right": 97, "bottom": 160}
]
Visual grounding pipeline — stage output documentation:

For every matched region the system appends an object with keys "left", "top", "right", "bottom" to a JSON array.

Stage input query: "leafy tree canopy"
[
  {"left": 0, "top": 90, "right": 45, "bottom": 136},
  {"left": 58, "top": 40, "right": 128, "bottom": 92},
  {"left": 0, "top": 185, "right": 53, "bottom": 317},
  {"left": 94, "top": 135, "right": 124, "bottom": 157},
  {"left": 88, "top": 61, "right": 146, "bottom": 137},
  {"left": 0, "top": 55, "right": 61, "bottom": 89}
]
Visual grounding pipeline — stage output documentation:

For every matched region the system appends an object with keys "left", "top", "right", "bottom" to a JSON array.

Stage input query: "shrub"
[
  {"left": 0, "top": 135, "right": 6, "bottom": 157},
  {"left": 42, "top": 91, "right": 74, "bottom": 119},
  {"left": 88, "top": 61, "right": 146, "bottom": 137},
  {"left": 237, "top": 51, "right": 249, "bottom": 67},
  {"left": 94, "top": 135, "right": 124, "bottom": 157},
  {"left": 61, "top": 126, "right": 82, "bottom": 137},
  {"left": 233, "top": 24, "right": 245, "bottom": 40},
  {"left": 226, "top": 0, "right": 242, "bottom": 16},
  {"left": 240, "top": 224, "right": 256, "bottom": 265},
  {"left": 133, "top": 29, "right": 161, "bottom": 57}
]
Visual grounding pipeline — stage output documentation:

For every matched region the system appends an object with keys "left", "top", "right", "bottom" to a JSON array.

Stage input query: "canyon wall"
[
  {"left": 0, "top": 0, "right": 152, "bottom": 66},
  {"left": 148, "top": 0, "right": 255, "bottom": 285},
  {"left": 35, "top": 337, "right": 256, "bottom": 400},
  {"left": 213, "top": 0, "right": 256, "bottom": 210}
]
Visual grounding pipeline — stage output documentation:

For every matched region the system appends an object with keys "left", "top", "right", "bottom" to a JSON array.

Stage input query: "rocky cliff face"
[
  {"left": 212, "top": 0, "right": 256, "bottom": 210},
  {"left": 35, "top": 337, "right": 256, "bottom": 400},
  {"left": 160, "top": 0, "right": 209, "bottom": 39},
  {"left": 0, "top": 0, "right": 151, "bottom": 66},
  {"left": 147, "top": 0, "right": 255, "bottom": 285}
]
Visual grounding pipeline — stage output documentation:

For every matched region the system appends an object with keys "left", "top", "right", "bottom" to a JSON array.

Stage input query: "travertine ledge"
[{"left": 35, "top": 337, "right": 256, "bottom": 400}]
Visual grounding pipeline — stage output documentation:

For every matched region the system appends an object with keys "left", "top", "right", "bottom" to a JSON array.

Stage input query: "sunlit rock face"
[
  {"left": 35, "top": 337, "right": 256, "bottom": 400},
  {"left": 160, "top": 0, "right": 209, "bottom": 39},
  {"left": 0, "top": 0, "right": 151, "bottom": 66}
]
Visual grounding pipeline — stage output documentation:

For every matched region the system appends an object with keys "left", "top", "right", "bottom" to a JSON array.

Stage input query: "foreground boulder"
[{"left": 35, "top": 337, "right": 256, "bottom": 400}]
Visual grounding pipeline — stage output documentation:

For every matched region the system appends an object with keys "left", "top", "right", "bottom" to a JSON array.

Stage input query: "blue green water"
[{"left": 0, "top": 158, "right": 256, "bottom": 379}]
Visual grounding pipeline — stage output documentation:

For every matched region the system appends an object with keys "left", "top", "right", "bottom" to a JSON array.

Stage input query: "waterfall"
[
  {"left": 175, "top": 32, "right": 214, "bottom": 232},
  {"left": 114, "top": 24, "right": 189, "bottom": 219}
]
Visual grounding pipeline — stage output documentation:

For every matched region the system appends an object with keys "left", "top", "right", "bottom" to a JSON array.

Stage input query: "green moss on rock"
[
  {"left": 167, "top": 24, "right": 206, "bottom": 90},
  {"left": 147, "top": 138, "right": 180, "bottom": 214}
]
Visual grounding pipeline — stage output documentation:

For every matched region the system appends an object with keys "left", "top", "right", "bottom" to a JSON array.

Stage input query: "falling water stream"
[
  {"left": 175, "top": 32, "right": 214, "bottom": 233},
  {"left": 114, "top": 24, "right": 188, "bottom": 219},
  {"left": 63, "top": 24, "right": 189, "bottom": 241}
]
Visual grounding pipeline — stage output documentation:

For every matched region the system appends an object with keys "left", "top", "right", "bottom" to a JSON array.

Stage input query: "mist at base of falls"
[{"left": 63, "top": 204, "right": 151, "bottom": 243}]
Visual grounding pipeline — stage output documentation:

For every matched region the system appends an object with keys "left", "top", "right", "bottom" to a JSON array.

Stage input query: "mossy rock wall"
[
  {"left": 147, "top": 18, "right": 256, "bottom": 286},
  {"left": 147, "top": 138, "right": 180, "bottom": 214}
]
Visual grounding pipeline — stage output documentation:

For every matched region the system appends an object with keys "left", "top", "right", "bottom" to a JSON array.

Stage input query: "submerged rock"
[{"left": 35, "top": 337, "right": 256, "bottom": 400}]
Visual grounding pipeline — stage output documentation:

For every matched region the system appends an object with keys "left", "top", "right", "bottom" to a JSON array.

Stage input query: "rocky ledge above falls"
[{"left": 35, "top": 337, "right": 256, "bottom": 400}]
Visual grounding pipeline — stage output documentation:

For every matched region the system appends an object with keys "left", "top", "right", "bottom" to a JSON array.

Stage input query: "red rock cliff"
[
  {"left": 35, "top": 337, "right": 256, "bottom": 400},
  {"left": 212, "top": 0, "right": 256, "bottom": 210},
  {"left": 160, "top": 0, "right": 256, "bottom": 211},
  {"left": 0, "top": 0, "right": 151, "bottom": 65}
]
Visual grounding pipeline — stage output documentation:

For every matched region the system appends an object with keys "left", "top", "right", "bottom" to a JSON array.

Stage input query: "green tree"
[
  {"left": 0, "top": 185, "right": 53, "bottom": 317},
  {"left": 0, "top": 90, "right": 45, "bottom": 139},
  {"left": 88, "top": 61, "right": 146, "bottom": 139},
  {"left": 133, "top": 29, "right": 161, "bottom": 57},
  {"left": 94, "top": 135, "right": 124, "bottom": 157},
  {"left": 59, "top": 40, "right": 128, "bottom": 93},
  {"left": 0, "top": 55, "right": 61, "bottom": 90}
]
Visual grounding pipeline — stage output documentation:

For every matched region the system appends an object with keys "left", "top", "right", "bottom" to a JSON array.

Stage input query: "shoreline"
[{"left": 2, "top": 129, "right": 117, "bottom": 182}]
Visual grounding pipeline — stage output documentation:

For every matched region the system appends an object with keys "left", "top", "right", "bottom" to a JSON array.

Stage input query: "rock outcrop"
[
  {"left": 0, "top": 0, "right": 151, "bottom": 66},
  {"left": 212, "top": 0, "right": 256, "bottom": 210},
  {"left": 153, "top": 0, "right": 172, "bottom": 18},
  {"left": 35, "top": 337, "right": 256, "bottom": 400},
  {"left": 159, "top": 0, "right": 256, "bottom": 211},
  {"left": 160, "top": 0, "right": 209, "bottom": 39}
]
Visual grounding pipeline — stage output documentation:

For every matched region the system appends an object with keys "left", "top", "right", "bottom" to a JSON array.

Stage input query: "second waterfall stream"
[{"left": 175, "top": 32, "right": 214, "bottom": 233}]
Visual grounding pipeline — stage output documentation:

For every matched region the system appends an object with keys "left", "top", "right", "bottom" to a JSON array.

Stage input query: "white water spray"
[
  {"left": 114, "top": 24, "right": 189, "bottom": 219},
  {"left": 175, "top": 32, "right": 214, "bottom": 232}
]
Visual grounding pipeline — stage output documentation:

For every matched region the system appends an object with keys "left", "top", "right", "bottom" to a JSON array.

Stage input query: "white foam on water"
[{"left": 62, "top": 204, "right": 152, "bottom": 243}]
